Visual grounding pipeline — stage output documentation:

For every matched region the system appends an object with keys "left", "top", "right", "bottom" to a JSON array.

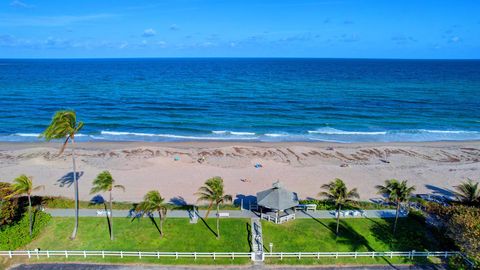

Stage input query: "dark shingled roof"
[{"left": 256, "top": 181, "right": 299, "bottom": 211}]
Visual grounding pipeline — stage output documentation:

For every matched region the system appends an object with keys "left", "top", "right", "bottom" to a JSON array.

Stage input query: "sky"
[{"left": 0, "top": 0, "right": 479, "bottom": 59}]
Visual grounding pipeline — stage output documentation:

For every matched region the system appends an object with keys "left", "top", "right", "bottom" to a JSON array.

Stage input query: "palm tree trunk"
[
  {"left": 205, "top": 201, "right": 213, "bottom": 219},
  {"left": 109, "top": 190, "right": 113, "bottom": 240},
  {"left": 393, "top": 202, "right": 400, "bottom": 234},
  {"left": 158, "top": 210, "right": 164, "bottom": 237},
  {"left": 70, "top": 137, "right": 79, "bottom": 240},
  {"left": 216, "top": 203, "right": 220, "bottom": 239},
  {"left": 28, "top": 194, "right": 32, "bottom": 237},
  {"left": 336, "top": 204, "right": 341, "bottom": 236}
]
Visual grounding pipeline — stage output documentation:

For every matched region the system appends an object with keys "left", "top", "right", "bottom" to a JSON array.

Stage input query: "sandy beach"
[{"left": 0, "top": 141, "right": 479, "bottom": 204}]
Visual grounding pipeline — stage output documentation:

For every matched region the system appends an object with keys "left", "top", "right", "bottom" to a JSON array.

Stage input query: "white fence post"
[
  {"left": 46, "top": 250, "right": 50, "bottom": 258},
  {"left": 213, "top": 252, "right": 216, "bottom": 260},
  {"left": 194, "top": 252, "right": 197, "bottom": 260},
  {"left": 157, "top": 251, "right": 160, "bottom": 259},
  {"left": 175, "top": 252, "right": 178, "bottom": 259},
  {"left": 8, "top": 251, "right": 12, "bottom": 259},
  {"left": 138, "top": 251, "right": 141, "bottom": 259},
  {"left": 120, "top": 251, "right": 123, "bottom": 258},
  {"left": 102, "top": 250, "right": 105, "bottom": 258},
  {"left": 83, "top": 250, "right": 86, "bottom": 258},
  {"left": 27, "top": 250, "right": 31, "bottom": 259},
  {"left": 65, "top": 250, "right": 68, "bottom": 258}
]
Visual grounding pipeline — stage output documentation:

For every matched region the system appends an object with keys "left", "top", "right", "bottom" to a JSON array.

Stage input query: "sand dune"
[{"left": 0, "top": 141, "right": 479, "bottom": 204}]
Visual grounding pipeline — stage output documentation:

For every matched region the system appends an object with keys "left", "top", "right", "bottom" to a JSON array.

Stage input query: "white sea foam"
[
  {"left": 210, "top": 130, "right": 256, "bottom": 136},
  {"left": 14, "top": 133, "right": 40, "bottom": 137},
  {"left": 230, "top": 131, "right": 256, "bottom": 136},
  {"left": 308, "top": 128, "right": 387, "bottom": 135},
  {"left": 100, "top": 131, "right": 257, "bottom": 140},
  {"left": 264, "top": 133, "right": 288, "bottom": 137}
]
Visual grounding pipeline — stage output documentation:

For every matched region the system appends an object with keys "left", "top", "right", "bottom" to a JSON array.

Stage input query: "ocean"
[{"left": 0, "top": 58, "right": 479, "bottom": 143}]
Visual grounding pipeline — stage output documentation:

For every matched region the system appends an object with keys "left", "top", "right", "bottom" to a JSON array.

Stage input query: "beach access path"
[{"left": 45, "top": 209, "right": 404, "bottom": 219}]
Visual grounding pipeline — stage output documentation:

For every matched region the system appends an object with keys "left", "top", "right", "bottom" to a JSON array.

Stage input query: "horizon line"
[{"left": 1, "top": 56, "right": 480, "bottom": 61}]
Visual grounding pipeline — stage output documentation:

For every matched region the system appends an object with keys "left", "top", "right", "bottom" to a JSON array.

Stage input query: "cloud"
[
  {"left": 10, "top": 0, "right": 34, "bottom": 8},
  {"left": 343, "top": 20, "right": 354, "bottom": 25},
  {"left": 169, "top": 24, "right": 180, "bottom": 31},
  {"left": 142, "top": 28, "right": 156, "bottom": 37},
  {"left": 0, "top": 13, "right": 116, "bottom": 27}
]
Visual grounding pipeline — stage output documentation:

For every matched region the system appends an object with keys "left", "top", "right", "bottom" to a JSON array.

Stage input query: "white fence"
[
  {"left": 0, "top": 250, "right": 252, "bottom": 260},
  {"left": 264, "top": 251, "right": 460, "bottom": 260},
  {"left": 0, "top": 250, "right": 474, "bottom": 267}
]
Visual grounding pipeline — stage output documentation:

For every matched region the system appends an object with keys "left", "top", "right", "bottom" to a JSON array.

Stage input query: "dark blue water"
[{"left": 0, "top": 58, "right": 479, "bottom": 142}]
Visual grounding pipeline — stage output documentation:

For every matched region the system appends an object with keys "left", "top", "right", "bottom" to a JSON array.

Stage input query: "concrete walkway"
[{"left": 45, "top": 208, "right": 404, "bottom": 219}]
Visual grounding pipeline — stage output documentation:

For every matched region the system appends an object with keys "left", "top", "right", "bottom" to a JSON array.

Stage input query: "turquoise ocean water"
[{"left": 0, "top": 58, "right": 479, "bottom": 143}]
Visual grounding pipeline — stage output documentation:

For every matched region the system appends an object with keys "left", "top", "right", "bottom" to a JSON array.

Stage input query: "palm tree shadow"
[
  {"left": 303, "top": 211, "right": 336, "bottom": 234},
  {"left": 331, "top": 220, "right": 401, "bottom": 268},
  {"left": 198, "top": 216, "right": 218, "bottom": 238},
  {"left": 148, "top": 216, "right": 162, "bottom": 235},
  {"left": 246, "top": 222, "right": 252, "bottom": 252},
  {"left": 55, "top": 171, "right": 84, "bottom": 188},
  {"left": 89, "top": 195, "right": 111, "bottom": 239}
]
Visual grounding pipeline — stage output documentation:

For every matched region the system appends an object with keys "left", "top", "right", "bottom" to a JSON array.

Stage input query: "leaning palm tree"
[
  {"left": 453, "top": 179, "right": 480, "bottom": 206},
  {"left": 376, "top": 179, "right": 416, "bottom": 234},
  {"left": 137, "top": 190, "right": 168, "bottom": 237},
  {"left": 319, "top": 178, "right": 359, "bottom": 235},
  {"left": 40, "top": 110, "right": 83, "bottom": 239},
  {"left": 90, "top": 171, "right": 125, "bottom": 240},
  {"left": 195, "top": 176, "right": 232, "bottom": 239},
  {"left": 3, "top": 175, "right": 44, "bottom": 237}
]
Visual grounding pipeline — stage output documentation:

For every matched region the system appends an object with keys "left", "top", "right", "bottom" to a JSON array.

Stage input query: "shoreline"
[{"left": 1, "top": 140, "right": 479, "bottom": 204}]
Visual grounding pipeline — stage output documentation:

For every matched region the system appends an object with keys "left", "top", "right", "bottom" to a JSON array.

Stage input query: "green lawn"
[
  {"left": 6, "top": 215, "right": 452, "bottom": 266},
  {"left": 262, "top": 217, "right": 448, "bottom": 265},
  {"left": 22, "top": 217, "right": 251, "bottom": 265}
]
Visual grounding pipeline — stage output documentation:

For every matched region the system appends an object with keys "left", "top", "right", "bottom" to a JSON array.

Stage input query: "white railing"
[
  {"left": 264, "top": 251, "right": 460, "bottom": 259},
  {"left": 0, "top": 250, "right": 251, "bottom": 260},
  {"left": 0, "top": 250, "right": 474, "bottom": 267},
  {"left": 260, "top": 213, "right": 296, "bottom": 224}
]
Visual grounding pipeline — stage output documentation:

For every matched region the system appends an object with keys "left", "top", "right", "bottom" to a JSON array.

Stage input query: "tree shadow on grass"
[
  {"left": 370, "top": 218, "right": 430, "bottom": 251},
  {"left": 333, "top": 220, "right": 403, "bottom": 269},
  {"left": 89, "top": 195, "right": 112, "bottom": 239},
  {"left": 246, "top": 222, "right": 252, "bottom": 252},
  {"left": 303, "top": 211, "right": 336, "bottom": 234},
  {"left": 198, "top": 216, "right": 218, "bottom": 238},
  {"left": 148, "top": 216, "right": 161, "bottom": 236}
]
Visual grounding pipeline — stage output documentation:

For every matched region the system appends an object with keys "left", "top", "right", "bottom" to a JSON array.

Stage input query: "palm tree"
[
  {"left": 137, "top": 190, "right": 168, "bottom": 237},
  {"left": 195, "top": 176, "right": 232, "bottom": 239},
  {"left": 3, "top": 175, "right": 44, "bottom": 237},
  {"left": 40, "top": 110, "right": 83, "bottom": 239},
  {"left": 319, "top": 178, "right": 359, "bottom": 235},
  {"left": 453, "top": 179, "right": 480, "bottom": 206},
  {"left": 90, "top": 171, "right": 125, "bottom": 240},
  {"left": 375, "top": 179, "right": 416, "bottom": 234}
]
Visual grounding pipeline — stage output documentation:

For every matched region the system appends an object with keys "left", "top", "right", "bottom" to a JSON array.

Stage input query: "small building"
[{"left": 256, "top": 181, "right": 299, "bottom": 224}]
